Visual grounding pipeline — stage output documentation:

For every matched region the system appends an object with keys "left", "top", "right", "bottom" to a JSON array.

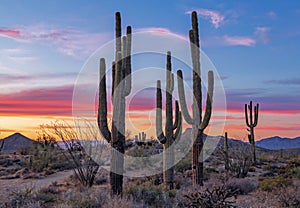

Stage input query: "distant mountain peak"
[
  {"left": 256, "top": 136, "right": 300, "bottom": 150},
  {"left": 1, "top": 132, "right": 36, "bottom": 153}
]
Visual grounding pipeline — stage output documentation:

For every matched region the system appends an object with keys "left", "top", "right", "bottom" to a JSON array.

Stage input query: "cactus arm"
[
  {"left": 191, "top": 11, "right": 200, "bottom": 48},
  {"left": 173, "top": 100, "right": 179, "bottom": 130},
  {"left": 249, "top": 101, "right": 253, "bottom": 126},
  {"left": 111, "top": 62, "right": 116, "bottom": 102},
  {"left": 253, "top": 104, "right": 259, "bottom": 127},
  {"left": 98, "top": 58, "right": 112, "bottom": 143},
  {"left": 173, "top": 111, "right": 182, "bottom": 141},
  {"left": 245, "top": 103, "right": 250, "bottom": 127},
  {"left": 122, "top": 36, "right": 127, "bottom": 72},
  {"left": 124, "top": 26, "right": 132, "bottom": 96},
  {"left": 115, "top": 12, "right": 121, "bottom": 54},
  {"left": 156, "top": 80, "right": 167, "bottom": 144},
  {"left": 177, "top": 70, "right": 194, "bottom": 125},
  {"left": 200, "top": 71, "right": 214, "bottom": 131}
]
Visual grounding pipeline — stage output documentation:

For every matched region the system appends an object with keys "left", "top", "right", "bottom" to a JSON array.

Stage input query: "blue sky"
[{"left": 0, "top": 0, "right": 299, "bottom": 139}]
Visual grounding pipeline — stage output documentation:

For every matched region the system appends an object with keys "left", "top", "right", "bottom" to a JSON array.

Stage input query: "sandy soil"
[{"left": 0, "top": 170, "right": 73, "bottom": 201}]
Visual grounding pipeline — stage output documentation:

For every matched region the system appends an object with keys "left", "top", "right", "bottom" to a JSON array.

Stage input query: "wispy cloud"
[
  {"left": 223, "top": 35, "right": 256, "bottom": 46},
  {"left": 0, "top": 48, "right": 38, "bottom": 65},
  {"left": 0, "top": 28, "right": 21, "bottom": 39},
  {"left": 0, "top": 25, "right": 110, "bottom": 59},
  {"left": 225, "top": 88, "right": 300, "bottom": 114},
  {"left": 186, "top": 9, "right": 225, "bottom": 29},
  {"left": 255, "top": 27, "right": 271, "bottom": 44},
  {"left": 266, "top": 77, "right": 300, "bottom": 85},
  {"left": 135, "top": 27, "right": 188, "bottom": 40}
]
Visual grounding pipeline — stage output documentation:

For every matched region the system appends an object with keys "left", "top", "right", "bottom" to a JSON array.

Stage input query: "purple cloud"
[{"left": 266, "top": 78, "right": 300, "bottom": 85}]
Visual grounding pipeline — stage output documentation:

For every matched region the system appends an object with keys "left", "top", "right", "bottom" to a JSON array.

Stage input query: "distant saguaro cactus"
[
  {"left": 0, "top": 139, "right": 4, "bottom": 152},
  {"left": 156, "top": 51, "right": 182, "bottom": 190},
  {"left": 138, "top": 132, "right": 146, "bottom": 141},
  {"left": 245, "top": 101, "right": 259, "bottom": 164},
  {"left": 224, "top": 132, "right": 229, "bottom": 171},
  {"left": 97, "top": 12, "right": 132, "bottom": 195},
  {"left": 177, "top": 11, "right": 214, "bottom": 186}
]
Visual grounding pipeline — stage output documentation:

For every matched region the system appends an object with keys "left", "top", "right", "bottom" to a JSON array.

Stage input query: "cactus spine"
[
  {"left": 97, "top": 12, "right": 132, "bottom": 195},
  {"left": 245, "top": 101, "right": 259, "bottom": 164},
  {"left": 156, "top": 51, "right": 182, "bottom": 190},
  {"left": 177, "top": 11, "right": 214, "bottom": 186},
  {"left": 224, "top": 132, "right": 229, "bottom": 171}
]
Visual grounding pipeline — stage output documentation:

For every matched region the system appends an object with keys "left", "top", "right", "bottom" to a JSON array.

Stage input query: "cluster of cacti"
[
  {"left": 176, "top": 11, "right": 214, "bottom": 186},
  {"left": 156, "top": 51, "right": 182, "bottom": 190},
  {"left": 222, "top": 132, "right": 252, "bottom": 178},
  {"left": 245, "top": 101, "right": 259, "bottom": 164},
  {"left": 97, "top": 12, "right": 132, "bottom": 195},
  {"left": 134, "top": 132, "right": 146, "bottom": 142}
]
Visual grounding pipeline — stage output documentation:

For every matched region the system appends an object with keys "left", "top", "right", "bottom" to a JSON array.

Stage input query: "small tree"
[{"left": 42, "top": 121, "right": 103, "bottom": 187}]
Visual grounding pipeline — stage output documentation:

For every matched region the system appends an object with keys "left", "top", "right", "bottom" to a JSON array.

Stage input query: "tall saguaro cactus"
[
  {"left": 177, "top": 11, "right": 214, "bottom": 186},
  {"left": 98, "top": 12, "right": 132, "bottom": 195},
  {"left": 245, "top": 101, "right": 259, "bottom": 164},
  {"left": 156, "top": 51, "right": 182, "bottom": 190}
]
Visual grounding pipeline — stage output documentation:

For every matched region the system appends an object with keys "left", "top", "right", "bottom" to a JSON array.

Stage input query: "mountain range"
[
  {"left": 256, "top": 136, "right": 300, "bottom": 150},
  {"left": 0, "top": 132, "right": 300, "bottom": 152}
]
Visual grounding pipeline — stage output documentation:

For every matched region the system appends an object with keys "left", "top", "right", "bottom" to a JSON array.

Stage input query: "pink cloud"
[
  {"left": 186, "top": 9, "right": 225, "bottom": 29},
  {"left": 0, "top": 85, "right": 73, "bottom": 116},
  {"left": 223, "top": 35, "right": 256, "bottom": 46},
  {"left": 0, "top": 29, "right": 21, "bottom": 39},
  {"left": 135, "top": 27, "right": 188, "bottom": 41}
]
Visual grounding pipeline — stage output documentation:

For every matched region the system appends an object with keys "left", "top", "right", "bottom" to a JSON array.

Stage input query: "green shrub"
[{"left": 258, "top": 176, "right": 293, "bottom": 191}]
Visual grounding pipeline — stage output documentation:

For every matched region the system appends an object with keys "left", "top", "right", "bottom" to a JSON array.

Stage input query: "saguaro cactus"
[
  {"left": 97, "top": 12, "right": 132, "bottom": 195},
  {"left": 156, "top": 51, "right": 182, "bottom": 190},
  {"left": 0, "top": 140, "right": 4, "bottom": 152},
  {"left": 224, "top": 132, "right": 229, "bottom": 171},
  {"left": 177, "top": 11, "right": 214, "bottom": 186},
  {"left": 245, "top": 101, "right": 259, "bottom": 164}
]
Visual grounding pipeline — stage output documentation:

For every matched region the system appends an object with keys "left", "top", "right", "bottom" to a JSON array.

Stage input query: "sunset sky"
[{"left": 0, "top": 0, "right": 299, "bottom": 140}]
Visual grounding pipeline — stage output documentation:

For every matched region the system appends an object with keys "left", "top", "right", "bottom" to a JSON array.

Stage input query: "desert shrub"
[
  {"left": 181, "top": 185, "right": 238, "bottom": 208},
  {"left": 124, "top": 183, "right": 175, "bottom": 207},
  {"left": 258, "top": 176, "right": 293, "bottom": 191},
  {"left": 6, "top": 186, "right": 53, "bottom": 208},
  {"left": 225, "top": 178, "right": 257, "bottom": 195},
  {"left": 61, "top": 188, "right": 104, "bottom": 208},
  {"left": 277, "top": 186, "right": 300, "bottom": 207}
]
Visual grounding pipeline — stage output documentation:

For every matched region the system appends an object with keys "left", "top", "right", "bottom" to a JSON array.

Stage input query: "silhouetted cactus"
[
  {"left": 137, "top": 132, "right": 146, "bottom": 141},
  {"left": 224, "top": 132, "right": 229, "bottom": 171},
  {"left": 0, "top": 139, "right": 4, "bottom": 152},
  {"left": 177, "top": 11, "right": 214, "bottom": 186},
  {"left": 245, "top": 101, "right": 259, "bottom": 164},
  {"left": 97, "top": 12, "right": 132, "bottom": 195},
  {"left": 156, "top": 51, "right": 182, "bottom": 190}
]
